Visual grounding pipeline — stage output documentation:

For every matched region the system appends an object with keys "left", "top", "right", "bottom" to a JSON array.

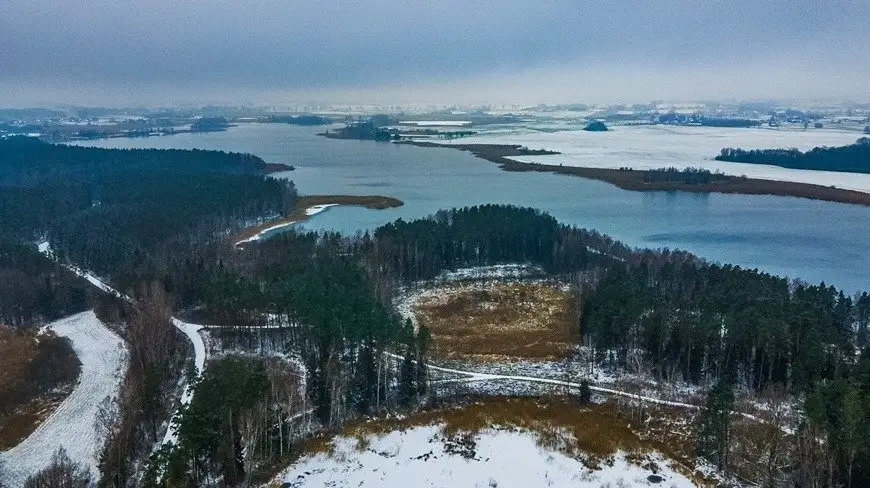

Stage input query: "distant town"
[{"left": 2, "top": 100, "right": 868, "bottom": 142}]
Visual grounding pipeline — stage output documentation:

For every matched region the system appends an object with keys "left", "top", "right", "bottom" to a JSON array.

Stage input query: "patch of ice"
[{"left": 235, "top": 204, "right": 338, "bottom": 246}]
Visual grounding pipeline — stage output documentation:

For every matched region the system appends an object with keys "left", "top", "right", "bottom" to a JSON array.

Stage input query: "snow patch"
[{"left": 271, "top": 424, "right": 696, "bottom": 488}]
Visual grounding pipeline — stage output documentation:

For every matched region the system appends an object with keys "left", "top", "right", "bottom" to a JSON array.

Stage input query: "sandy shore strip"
[{"left": 233, "top": 194, "right": 403, "bottom": 246}]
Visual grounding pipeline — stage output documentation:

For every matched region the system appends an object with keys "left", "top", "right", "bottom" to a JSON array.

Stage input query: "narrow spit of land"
[
  {"left": 233, "top": 194, "right": 403, "bottom": 245},
  {"left": 407, "top": 141, "right": 870, "bottom": 206}
]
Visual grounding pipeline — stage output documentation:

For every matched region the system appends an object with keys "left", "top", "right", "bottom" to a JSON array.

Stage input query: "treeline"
[
  {"left": 0, "top": 136, "right": 273, "bottom": 186},
  {"left": 657, "top": 113, "right": 762, "bottom": 127},
  {"left": 582, "top": 259, "right": 870, "bottom": 391},
  {"left": 641, "top": 167, "right": 722, "bottom": 185},
  {"left": 715, "top": 137, "right": 870, "bottom": 174},
  {"left": 367, "top": 205, "right": 630, "bottom": 285},
  {"left": 189, "top": 117, "right": 229, "bottom": 132},
  {"left": 323, "top": 121, "right": 395, "bottom": 141},
  {"left": 0, "top": 239, "right": 90, "bottom": 327},
  {"left": 95, "top": 286, "right": 187, "bottom": 486}
]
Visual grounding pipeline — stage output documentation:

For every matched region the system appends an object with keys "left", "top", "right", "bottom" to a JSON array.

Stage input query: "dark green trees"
[
  {"left": 715, "top": 138, "right": 870, "bottom": 173},
  {"left": 696, "top": 381, "right": 735, "bottom": 472},
  {"left": 166, "top": 357, "right": 270, "bottom": 485}
]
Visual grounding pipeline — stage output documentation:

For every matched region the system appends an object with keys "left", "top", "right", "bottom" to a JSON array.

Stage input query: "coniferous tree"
[{"left": 697, "top": 381, "right": 735, "bottom": 473}]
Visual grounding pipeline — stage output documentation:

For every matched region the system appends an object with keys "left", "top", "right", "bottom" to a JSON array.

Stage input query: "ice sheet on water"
[{"left": 440, "top": 125, "right": 870, "bottom": 193}]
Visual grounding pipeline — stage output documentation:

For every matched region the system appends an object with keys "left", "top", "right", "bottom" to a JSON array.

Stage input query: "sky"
[{"left": 1, "top": 0, "right": 868, "bottom": 106}]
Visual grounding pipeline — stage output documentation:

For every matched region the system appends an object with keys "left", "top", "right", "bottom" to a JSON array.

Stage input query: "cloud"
[{"left": 1, "top": 0, "right": 867, "bottom": 105}]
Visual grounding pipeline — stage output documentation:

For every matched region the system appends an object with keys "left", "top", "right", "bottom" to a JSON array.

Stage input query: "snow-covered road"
[
  {"left": 388, "top": 352, "right": 774, "bottom": 427},
  {"left": 159, "top": 319, "right": 206, "bottom": 447},
  {"left": 34, "top": 242, "right": 209, "bottom": 458},
  {"left": 386, "top": 352, "right": 700, "bottom": 410},
  {"left": 0, "top": 311, "right": 126, "bottom": 486}
]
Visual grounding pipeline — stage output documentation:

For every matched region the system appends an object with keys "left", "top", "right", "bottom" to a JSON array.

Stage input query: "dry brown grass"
[
  {"left": 412, "top": 281, "right": 577, "bottom": 361},
  {"left": 0, "top": 395, "right": 66, "bottom": 450}
]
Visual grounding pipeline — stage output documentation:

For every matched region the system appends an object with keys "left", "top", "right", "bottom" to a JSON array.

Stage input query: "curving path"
[
  {"left": 386, "top": 352, "right": 770, "bottom": 425},
  {"left": 0, "top": 311, "right": 126, "bottom": 486}
]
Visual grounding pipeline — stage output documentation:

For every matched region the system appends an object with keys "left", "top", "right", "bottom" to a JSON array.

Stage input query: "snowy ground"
[
  {"left": 438, "top": 124, "right": 870, "bottom": 193},
  {"left": 0, "top": 311, "right": 126, "bottom": 486},
  {"left": 36, "top": 241, "right": 209, "bottom": 461},
  {"left": 271, "top": 424, "right": 697, "bottom": 488}
]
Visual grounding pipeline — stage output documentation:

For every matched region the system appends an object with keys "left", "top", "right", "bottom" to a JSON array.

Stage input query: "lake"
[{"left": 72, "top": 123, "right": 870, "bottom": 293}]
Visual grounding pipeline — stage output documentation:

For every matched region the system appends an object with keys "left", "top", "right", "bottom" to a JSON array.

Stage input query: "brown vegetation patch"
[
  {"left": 412, "top": 281, "right": 577, "bottom": 361},
  {"left": 0, "top": 327, "right": 81, "bottom": 449},
  {"left": 233, "top": 194, "right": 403, "bottom": 244},
  {"left": 0, "top": 394, "right": 69, "bottom": 450}
]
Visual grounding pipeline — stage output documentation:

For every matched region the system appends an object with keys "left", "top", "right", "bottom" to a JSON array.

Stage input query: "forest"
[
  {"left": 716, "top": 137, "right": 870, "bottom": 173},
  {"left": 0, "top": 137, "right": 297, "bottom": 291},
  {"left": 132, "top": 204, "right": 870, "bottom": 486}
]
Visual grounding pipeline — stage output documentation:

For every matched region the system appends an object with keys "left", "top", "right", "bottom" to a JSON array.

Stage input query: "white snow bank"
[
  {"left": 432, "top": 264, "right": 545, "bottom": 282},
  {"left": 0, "top": 311, "right": 127, "bottom": 486},
  {"left": 272, "top": 424, "right": 696, "bottom": 488},
  {"left": 439, "top": 125, "right": 870, "bottom": 193},
  {"left": 235, "top": 204, "right": 338, "bottom": 246},
  {"left": 304, "top": 203, "right": 338, "bottom": 216}
]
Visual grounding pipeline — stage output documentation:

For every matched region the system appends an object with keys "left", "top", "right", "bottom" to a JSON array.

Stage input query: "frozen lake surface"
[{"left": 440, "top": 124, "right": 870, "bottom": 193}]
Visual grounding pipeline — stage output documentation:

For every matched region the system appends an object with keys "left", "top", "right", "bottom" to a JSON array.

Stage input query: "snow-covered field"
[
  {"left": 0, "top": 311, "right": 126, "bottom": 486},
  {"left": 439, "top": 125, "right": 870, "bottom": 193},
  {"left": 271, "top": 424, "right": 696, "bottom": 488}
]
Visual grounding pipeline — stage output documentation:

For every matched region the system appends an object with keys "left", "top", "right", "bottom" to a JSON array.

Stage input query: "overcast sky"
[{"left": 1, "top": 1, "right": 868, "bottom": 106}]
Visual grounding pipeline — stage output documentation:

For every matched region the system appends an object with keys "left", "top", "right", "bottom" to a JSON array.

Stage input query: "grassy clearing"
[
  {"left": 233, "top": 194, "right": 403, "bottom": 243},
  {"left": 412, "top": 281, "right": 577, "bottom": 361}
]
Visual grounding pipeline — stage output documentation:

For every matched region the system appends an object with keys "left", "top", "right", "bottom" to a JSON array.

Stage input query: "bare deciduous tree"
[{"left": 23, "top": 448, "right": 91, "bottom": 488}]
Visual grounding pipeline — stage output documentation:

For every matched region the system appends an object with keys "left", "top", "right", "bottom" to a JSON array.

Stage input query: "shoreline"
[
  {"left": 234, "top": 194, "right": 403, "bottom": 246},
  {"left": 407, "top": 141, "right": 870, "bottom": 207}
]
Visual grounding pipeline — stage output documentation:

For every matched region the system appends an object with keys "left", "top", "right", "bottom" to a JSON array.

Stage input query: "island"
[{"left": 583, "top": 120, "right": 610, "bottom": 131}]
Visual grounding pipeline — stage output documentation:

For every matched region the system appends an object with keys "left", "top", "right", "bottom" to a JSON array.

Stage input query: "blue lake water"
[{"left": 73, "top": 123, "right": 870, "bottom": 292}]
